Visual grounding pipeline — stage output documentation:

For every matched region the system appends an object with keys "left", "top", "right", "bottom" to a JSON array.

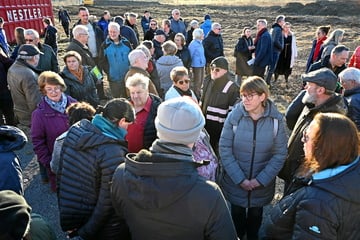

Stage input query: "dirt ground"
[{"left": 21, "top": 1, "right": 360, "bottom": 239}]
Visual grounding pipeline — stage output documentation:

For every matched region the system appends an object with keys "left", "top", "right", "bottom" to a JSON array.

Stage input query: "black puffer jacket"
[
  {"left": 111, "top": 140, "right": 238, "bottom": 240},
  {"left": 58, "top": 119, "right": 130, "bottom": 240},
  {"left": 261, "top": 158, "right": 360, "bottom": 239},
  {"left": 143, "top": 94, "right": 162, "bottom": 149}
]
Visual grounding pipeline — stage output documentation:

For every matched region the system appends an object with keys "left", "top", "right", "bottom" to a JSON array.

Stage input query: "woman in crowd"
[
  {"left": 144, "top": 19, "right": 158, "bottom": 41},
  {"left": 43, "top": 17, "right": 58, "bottom": 54},
  {"left": 60, "top": 51, "right": 99, "bottom": 108},
  {"left": 156, "top": 40, "right": 183, "bottom": 97},
  {"left": 188, "top": 28, "right": 206, "bottom": 98},
  {"left": 174, "top": 33, "right": 192, "bottom": 70},
  {"left": 31, "top": 71, "right": 77, "bottom": 192},
  {"left": 58, "top": 98, "right": 134, "bottom": 239},
  {"left": 234, "top": 27, "right": 255, "bottom": 85},
  {"left": 349, "top": 45, "right": 360, "bottom": 69},
  {"left": 305, "top": 25, "right": 330, "bottom": 72},
  {"left": 165, "top": 66, "right": 197, "bottom": 102},
  {"left": 261, "top": 112, "right": 360, "bottom": 239},
  {"left": 219, "top": 76, "right": 287, "bottom": 240},
  {"left": 320, "top": 28, "right": 344, "bottom": 60},
  {"left": 10, "top": 27, "right": 25, "bottom": 60},
  {"left": 274, "top": 22, "right": 298, "bottom": 85}
]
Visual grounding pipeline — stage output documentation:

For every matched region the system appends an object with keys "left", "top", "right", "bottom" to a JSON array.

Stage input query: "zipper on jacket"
[{"left": 247, "top": 119, "right": 258, "bottom": 207}]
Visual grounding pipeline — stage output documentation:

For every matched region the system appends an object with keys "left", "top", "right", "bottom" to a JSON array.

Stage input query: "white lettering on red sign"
[{"left": 6, "top": 8, "right": 42, "bottom": 22}]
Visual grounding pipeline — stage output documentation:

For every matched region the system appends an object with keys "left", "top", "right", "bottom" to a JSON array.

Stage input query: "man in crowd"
[
  {"left": 99, "top": 22, "right": 132, "bottom": 98},
  {"left": 66, "top": 25, "right": 96, "bottom": 68},
  {"left": 265, "top": 15, "right": 285, "bottom": 86},
  {"left": 124, "top": 49, "right": 159, "bottom": 97},
  {"left": 280, "top": 68, "right": 347, "bottom": 191},
  {"left": 111, "top": 15, "right": 139, "bottom": 48},
  {"left": 125, "top": 73, "right": 162, "bottom": 153},
  {"left": 7, "top": 44, "right": 42, "bottom": 127},
  {"left": 309, "top": 45, "right": 349, "bottom": 92},
  {"left": 162, "top": 19, "right": 176, "bottom": 41},
  {"left": 152, "top": 29, "right": 166, "bottom": 60},
  {"left": 144, "top": 19, "right": 158, "bottom": 41},
  {"left": 203, "top": 22, "right": 224, "bottom": 73},
  {"left": 125, "top": 12, "right": 140, "bottom": 42},
  {"left": 97, "top": 10, "right": 111, "bottom": 39},
  {"left": 200, "top": 56, "right": 239, "bottom": 155},
  {"left": 58, "top": 6, "right": 71, "bottom": 37},
  {"left": 24, "top": 29, "right": 59, "bottom": 73},
  {"left": 141, "top": 10, "right": 153, "bottom": 35},
  {"left": 170, "top": 9, "right": 187, "bottom": 37},
  {"left": 71, "top": 7, "right": 105, "bottom": 98},
  {"left": 253, "top": 18, "right": 272, "bottom": 79},
  {"left": 111, "top": 97, "right": 238, "bottom": 240},
  {"left": 339, "top": 67, "right": 360, "bottom": 130}
]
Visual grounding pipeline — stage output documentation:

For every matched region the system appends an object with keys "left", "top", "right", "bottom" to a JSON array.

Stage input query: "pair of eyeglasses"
[
  {"left": 150, "top": 23, "right": 156, "bottom": 26},
  {"left": 240, "top": 93, "right": 258, "bottom": 101},
  {"left": 302, "top": 129, "right": 309, "bottom": 143},
  {"left": 211, "top": 67, "right": 221, "bottom": 73},
  {"left": 45, "top": 87, "right": 61, "bottom": 93},
  {"left": 177, "top": 79, "right": 190, "bottom": 85},
  {"left": 25, "top": 39, "right": 34, "bottom": 42}
]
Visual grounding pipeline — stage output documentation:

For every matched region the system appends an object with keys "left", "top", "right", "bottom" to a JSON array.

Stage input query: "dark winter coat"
[
  {"left": 271, "top": 23, "right": 284, "bottom": 53},
  {"left": 203, "top": 30, "right": 224, "bottom": 63},
  {"left": 37, "top": 43, "right": 59, "bottom": 73},
  {"left": 219, "top": 100, "right": 288, "bottom": 207},
  {"left": 120, "top": 25, "right": 139, "bottom": 48},
  {"left": 176, "top": 46, "right": 192, "bottom": 70},
  {"left": 261, "top": 157, "right": 360, "bottom": 240},
  {"left": 111, "top": 140, "right": 238, "bottom": 240},
  {"left": 66, "top": 39, "right": 96, "bottom": 68},
  {"left": 44, "top": 25, "right": 58, "bottom": 53},
  {"left": 58, "top": 119, "right": 130, "bottom": 240},
  {"left": 234, "top": 35, "right": 254, "bottom": 76},
  {"left": 152, "top": 39, "right": 163, "bottom": 60},
  {"left": 279, "top": 94, "right": 347, "bottom": 184},
  {"left": 0, "top": 125, "right": 27, "bottom": 195},
  {"left": 7, "top": 59, "right": 41, "bottom": 126},
  {"left": 71, "top": 20, "right": 105, "bottom": 55},
  {"left": 31, "top": 96, "right": 76, "bottom": 168},
  {"left": 254, "top": 29, "right": 272, "bottom": 68},
  {"left": 201, "top": 73, "right": 239, "bottom": 149},
  {"left": 344, "top": 86, "right": 360, "bottom": 130},
  {"left": 60, "top": 66, "right": 99, "bottom": 108}
]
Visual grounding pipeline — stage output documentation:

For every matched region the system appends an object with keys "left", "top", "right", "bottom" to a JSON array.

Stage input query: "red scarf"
[
  {"left": 254, "top": 28, "right": 267, "bottom": 46},
  {"left": 313, "top": 36, "right": 327, "bottom": 61}
]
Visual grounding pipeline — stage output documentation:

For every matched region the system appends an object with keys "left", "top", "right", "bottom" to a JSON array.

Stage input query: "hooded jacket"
[
  {"left": 261, "top": 157, "right": 360, "bottom": 239},
  {"left": 111, "top": 140, "right": 238, "bottom": 240},
  {"left": 0, "top": 126, "right": 27, "bottom": 195},
  {"left": 219, "top": 100, "right": 288, "bottom": 207},
  {"left": 58, "top": 119, "right": 130, "bottom": 239}
]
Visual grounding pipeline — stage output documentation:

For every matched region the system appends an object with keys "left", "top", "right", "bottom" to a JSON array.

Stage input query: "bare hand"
[{"left": 239, "top": 179, "right": 253, "bottom": 191}]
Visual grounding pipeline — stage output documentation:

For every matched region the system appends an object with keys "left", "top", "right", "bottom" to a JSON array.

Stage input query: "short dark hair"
[
  {"left": 142, "top": 40, "right": 154, "bottom": 50},
  {"left": 332, "top": 45, "right": 349, "bottom": 55},
  {"left": 78, "top": 6, "right": 88, "bottom": 13}
]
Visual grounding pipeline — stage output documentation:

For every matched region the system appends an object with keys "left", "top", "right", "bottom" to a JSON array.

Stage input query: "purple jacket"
[{"left": 31, "top": 95, "right": 77, "bottom": 167}]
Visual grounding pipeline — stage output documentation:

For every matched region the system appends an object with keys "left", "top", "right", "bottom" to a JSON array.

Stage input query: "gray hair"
[
  {"left": 72, "top": 25, "right": 88, "bottom": 38},
  {"left": 128, "top": 49, "right": 147, "bottom": 66},
  {"left": 339, "top": 67, "right": 360, "bottom": 85},
  {"left": 24, "top": 29, "right": 39, "bottom": 39},
  {"left": 275, "top": 15, "right": 285, "bottom": 23},
  {"left": 108, "top": 21, "right": 120, "bottom": 32},
  {"left": 136, "top": 45, "right": 152, "bottom": 60},
  {"left": 211, "top": 22, "right": 221, "bottom": 31},
  {"left": 126, "top": 73, "right": 150, "bottom": 90},
  {"left": 257, "top": 19, "right": 267, "bottom": 27},
  {"left": 192, "top": 28, "right": 204, "bottom": 40}
]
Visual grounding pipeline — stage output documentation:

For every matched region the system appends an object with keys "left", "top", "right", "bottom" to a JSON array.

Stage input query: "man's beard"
[{"left": 302, "top": 91, "right": 316, "bottom": 105}]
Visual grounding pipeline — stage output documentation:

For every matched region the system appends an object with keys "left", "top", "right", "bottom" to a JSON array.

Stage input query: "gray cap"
[{"left": 301, "top": 68, "right": 338, "bottom": 92}]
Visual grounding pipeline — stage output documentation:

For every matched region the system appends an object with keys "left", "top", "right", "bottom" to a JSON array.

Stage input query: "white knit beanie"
[{"left": 155, "top": 97, "right": 205, "bottom": 145}]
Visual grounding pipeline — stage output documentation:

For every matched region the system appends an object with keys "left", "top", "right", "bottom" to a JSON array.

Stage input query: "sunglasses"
[
  {"left": 211, "top": 67, "right": 221, "bottom": 73},
  {"left": 177, "top": 79, "right": 190, "bottom": 85},
  {"left": 150, "top": 23, "right": 156, "bottom": 26},
  {"left": 25, "top": 39, "right": 34, "bottom": 42}
]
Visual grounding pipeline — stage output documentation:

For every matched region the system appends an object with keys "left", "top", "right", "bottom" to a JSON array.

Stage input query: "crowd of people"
[{"left": 0, "top": 5, "right": 359, "bottom": 240}]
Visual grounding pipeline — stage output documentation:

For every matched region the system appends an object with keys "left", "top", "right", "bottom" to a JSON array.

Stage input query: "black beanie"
[{"left": 0, "top": 190, "right": 31, "bottom": 240}]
